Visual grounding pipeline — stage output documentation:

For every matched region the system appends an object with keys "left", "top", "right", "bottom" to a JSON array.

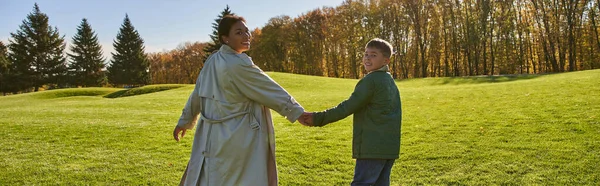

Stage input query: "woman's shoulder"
[
  {"left": 220, "top": 53, "right": 263, "bottom": 78},
  {"left": 219, "top": 52, "right": 253, "bottom": 67}
]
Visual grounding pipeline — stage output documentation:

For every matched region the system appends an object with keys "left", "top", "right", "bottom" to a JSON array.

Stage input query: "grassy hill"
[{"left": 0, "top": 69, "right": 598, "bottom": 185}]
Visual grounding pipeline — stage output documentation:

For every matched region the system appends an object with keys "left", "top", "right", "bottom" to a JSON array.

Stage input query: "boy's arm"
[{"left": 312, "top": 79, "right": 374, "bottom": 126}]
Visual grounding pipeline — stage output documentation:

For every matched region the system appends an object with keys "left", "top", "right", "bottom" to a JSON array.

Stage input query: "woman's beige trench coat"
[{"left": 176, "top": 45, "right": 304, "bottom": 186}]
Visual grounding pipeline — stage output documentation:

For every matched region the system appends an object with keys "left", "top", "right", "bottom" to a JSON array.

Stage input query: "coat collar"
[{"left": 219, "top": 44, "right": 239, "bottom": 54}]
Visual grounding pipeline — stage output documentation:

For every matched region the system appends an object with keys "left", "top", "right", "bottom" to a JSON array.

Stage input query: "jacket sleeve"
[
  {"left": 313, "top": 78, "right": 374, "bottom": 127},
  {"left": 229, "top": 59, "right": 304, "bottom": 123},
  {"left": 176, "top": 75, "right": 202, "bottom": 129}
]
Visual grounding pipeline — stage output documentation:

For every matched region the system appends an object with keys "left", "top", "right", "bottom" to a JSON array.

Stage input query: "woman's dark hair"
[{"left": 218, "top": 15, "right": 246, "bottom": 43}]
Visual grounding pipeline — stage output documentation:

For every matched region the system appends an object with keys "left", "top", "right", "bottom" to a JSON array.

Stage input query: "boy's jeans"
[{"left": 351, "top": 159, "right": 396, "bottom": 186}]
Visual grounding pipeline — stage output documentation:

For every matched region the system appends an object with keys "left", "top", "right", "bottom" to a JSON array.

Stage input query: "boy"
[{"left": 300, "top": 38, "right": 402, "bottom": 186}]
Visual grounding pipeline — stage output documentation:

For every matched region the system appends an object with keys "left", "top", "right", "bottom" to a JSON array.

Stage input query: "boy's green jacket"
[{"left": 313, "top": 65, "right": 402, "bottom": 159}]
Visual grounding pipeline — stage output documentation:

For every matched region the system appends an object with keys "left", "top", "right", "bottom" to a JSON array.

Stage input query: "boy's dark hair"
[
  {"left": 365, "top": 38, "right": 394, "bottom": 58},
  {"left": 218, "top": 15, "right": 246, "bottom": 43}
]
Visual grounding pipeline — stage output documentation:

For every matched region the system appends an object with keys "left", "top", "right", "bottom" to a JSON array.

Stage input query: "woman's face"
[{"left": 222, "top": 21, "right": 251, "bottom": 53}]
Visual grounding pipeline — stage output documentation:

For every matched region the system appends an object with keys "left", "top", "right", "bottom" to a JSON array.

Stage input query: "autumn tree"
[{"left": 148, "top": 42, "right": 208, "bottom": 84}]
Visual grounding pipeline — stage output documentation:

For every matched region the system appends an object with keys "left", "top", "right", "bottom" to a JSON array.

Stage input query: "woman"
[{"left": 173, "top": 15, "right": 304, "bottom": 186}]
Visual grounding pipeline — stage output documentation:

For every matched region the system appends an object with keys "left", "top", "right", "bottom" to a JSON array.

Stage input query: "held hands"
[
  {"left": 298, "top": 112, "right": 314, "bottom": 126},
  {"left": 173, "top": 126, "right": 187, "bottom": 142}
]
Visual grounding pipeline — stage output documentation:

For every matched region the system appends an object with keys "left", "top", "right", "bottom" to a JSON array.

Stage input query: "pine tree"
[
  {"left": 0, "top": 41, "right": 7, "bottom": 75},
  {"left": 7, "top": 3, "right": 67, "bottom": 92},
  {"left": 0, "top": 41, "right": 21, "bottom": 95},
  {"left": 202, "top": 5, "right": 235, "bottom": 60},
  {"left": 0, "top": 41, "right": 11, "bottom": 95},
  {"left": 68, "top": 18, "right": 106, "bottom": 87},
  {"left": 107, "top": 14, "right": 150, "bottom": 86}
]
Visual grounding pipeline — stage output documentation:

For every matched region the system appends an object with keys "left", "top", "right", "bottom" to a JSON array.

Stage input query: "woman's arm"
[
  {"left": 176, "top": 75, "right": 202, "bottom": 130},
  {"left": 229, "top": 57, "right": 304, "bottom": 123}
]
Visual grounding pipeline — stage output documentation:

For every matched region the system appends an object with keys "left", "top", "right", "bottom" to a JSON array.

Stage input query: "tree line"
[
  {"left": 248, "top": 0, "right": 600, "bottom": 79},
  {"left": 146, "top": 6, "right": 233, "bottom": 84},
  {"left": 0, "top": 3, "right": 227, "bottom": 94},
  {"left": 3, "top": 1, "right": 599, "bottom": 95},
  {"left": 0, "top": 4, "right": 149, "bottom": 94}
]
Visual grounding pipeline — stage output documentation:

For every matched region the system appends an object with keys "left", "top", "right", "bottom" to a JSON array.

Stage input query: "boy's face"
[{"left": 363, "top": 47, "right": 390, "bottom": 72}]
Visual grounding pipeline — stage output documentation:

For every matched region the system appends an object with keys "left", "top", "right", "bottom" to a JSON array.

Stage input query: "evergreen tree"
[
  {"left": 68, "top": 18, "right": 106, "bottom": 87},
  {"left": 202, "top": 5, "right": 235, "bottom": 60},
  {"left": 0, "top": 42, "right": 7, "bottom": 67},
  {"left": 7, "top": 3, "right": 67, "bottom": 91},
  {"left": 0, "top": 41, "right": 12, "bottom": 95},
  {"left": 107, "top": 14, "right": 149, "bottom": 86}
]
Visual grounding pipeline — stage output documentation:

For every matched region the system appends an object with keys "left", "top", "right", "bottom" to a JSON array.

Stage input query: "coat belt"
[
  {"left": 199, "top": 111, "right": 249, "bottom": 123},
  {"left": 198, "top": 98, "right": 259, "bottom": 130}
]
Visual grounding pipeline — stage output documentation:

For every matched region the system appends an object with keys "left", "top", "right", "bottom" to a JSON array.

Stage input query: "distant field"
[{"left": 1, "top": 69, "right": 598, "bottom": 185}]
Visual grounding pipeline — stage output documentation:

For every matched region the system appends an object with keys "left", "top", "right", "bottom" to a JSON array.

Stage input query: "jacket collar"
[
  {"left": 369, "top": 65, "right": 389, "bottom": 74},
  {"left": 219, "top": 44, "right": 239, "bottom": 54}
]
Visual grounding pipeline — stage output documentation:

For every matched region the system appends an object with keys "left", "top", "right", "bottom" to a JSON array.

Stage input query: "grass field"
[{"left": 1, "top": 69, "right": 599, "bottom": 185}]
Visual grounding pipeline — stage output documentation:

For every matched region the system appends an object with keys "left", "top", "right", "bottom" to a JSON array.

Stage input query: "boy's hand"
[{"left": 299, "top": 112, "right": 314, "bottom": 126}]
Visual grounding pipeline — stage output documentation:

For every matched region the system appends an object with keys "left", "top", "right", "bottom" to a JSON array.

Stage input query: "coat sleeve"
[
  {"left": 228, "top": 59, "right": 304, "bottom": 123},
  {"left": 176, "top": 75, "right": 202, "bottom": 129},
  {"left": 312, "top": 78, "right": 374, "bottom": 127}
]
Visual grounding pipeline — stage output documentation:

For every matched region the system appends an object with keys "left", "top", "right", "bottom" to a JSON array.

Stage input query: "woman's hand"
[
  {"left": 299, "top": 112, "right": 314, "bottom": 126},
  {"left": 173, "top": 126, "right": 187, "bottom": 142}
]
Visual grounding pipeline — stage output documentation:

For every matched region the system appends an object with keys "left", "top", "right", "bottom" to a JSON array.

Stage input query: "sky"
[{"left": 0, "top": 0, "right": 345, "bottom": 59}]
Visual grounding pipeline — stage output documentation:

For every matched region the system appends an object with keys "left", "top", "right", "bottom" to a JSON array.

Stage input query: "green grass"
[{"left": 1, "top": 70, "right": 599, "bottom": 185}]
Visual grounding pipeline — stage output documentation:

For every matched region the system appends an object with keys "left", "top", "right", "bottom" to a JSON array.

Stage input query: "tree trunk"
[
  {"left": 542, "top": 3, "right": 560, "bottom": 72},
  {"left": 490, "top": 2, "right": 495, "bottom": 75},
  {"left": 592, "top": 4, "right": 600, "bottom": 69}
]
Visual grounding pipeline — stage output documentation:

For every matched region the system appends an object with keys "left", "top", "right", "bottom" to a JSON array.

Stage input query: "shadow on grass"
[
  {"left": 103, "top": 84, "right": 185, "bottom": 98},
  {"left": 103, "top": 89, "right": 129, "bottom": 98},
  {"left": 396, "top": 73, "right": 549, "bottom": 85},
  {"left": 31, "top": 88, "right": 121, "bottom": 99}
]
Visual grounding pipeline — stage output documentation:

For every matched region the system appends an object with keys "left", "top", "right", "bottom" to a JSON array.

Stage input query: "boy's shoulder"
[
  {"left": 357, "top": 72, "right": 396, "bottom": 91},
  {"left": 362, "top": 71, "right": 393, "bottom": 81}
]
